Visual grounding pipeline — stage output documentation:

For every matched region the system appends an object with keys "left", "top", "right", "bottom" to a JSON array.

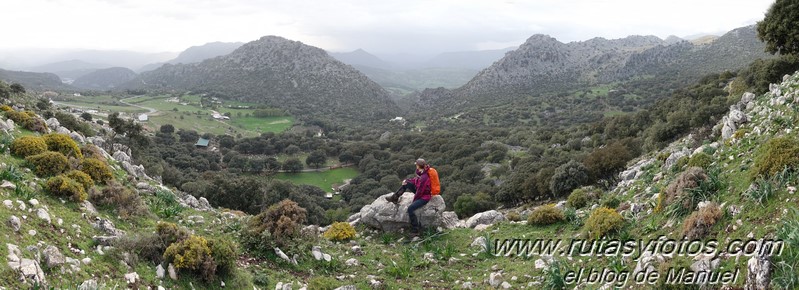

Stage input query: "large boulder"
[
  {"left": 358, "top": 192, "right": 457, "bottom": 232},
  {"left": 465, "top": 210, "right": 505, "bottom": 228}
]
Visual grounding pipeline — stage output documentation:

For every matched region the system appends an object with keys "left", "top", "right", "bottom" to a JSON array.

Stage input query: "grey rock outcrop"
[
  {"left": 465, "top": 210, "right": 505, "bottom": 228},
  {"left": 8, "top": 215, "right": 21, "bottom": 232},
  {"left": 721, "top": 106, "right": 749, "bottom": 140},
  {"left": 7, "top": 243, "right": 46, "bottom": 285},
  {"left": 745, "top": 254, "right": 771, "bottom": 290},
  {"left": 358, "top": 192, "right": 456, "bottom": 232},
  {"left": 42, "top": 245, "right": 65, "bottom": 268}
]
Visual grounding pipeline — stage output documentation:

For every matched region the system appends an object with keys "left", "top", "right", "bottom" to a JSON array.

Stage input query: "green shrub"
[
  {"left": 454, "top": 192, "right": 496, "bottom": 217},
  {"left": 687, "top": 152, "right": 712, "bottom": 170},
  {"left": 42, "top": 133, "right": 82, "bottom": 159},
  {"left": 243, "top": 199, "right": 307, "bottom": 253},
  {"left": 681, "top": 203, "right": 722, "bottom": 239},
  {"left": 567, "top": 188, "right": 594, "bottom": 209},
  {"left": 89, "top": 181, "right": 146, "bottom": 218},
  {"left": 80, "top": 158, "right": 113, "bottom": 184},
  {"left": 584, "top": 207, "right": 625, "bottom": 239},
  {"left": 64, "top": 170, "right": 93, "bottom": 190},
  {"left": 752, "top": 137, "right": 799, "bottom": 179},
  {"left": 26, "top": 151, "right": 69, "bottom": 176},
  {"left": 45, "top": 175, "right": 87, "bottom": 202},
  {"left": 163, "top": 235, "right": 213, "bottom": 278},
  {"left": 505, "top": 211, "right": 522, "bottom": 222},
  {"left": 323, "top": 222, "right": 356, "bottom": 241},
  {"left": 208, "top": 238, "right": 238, "bottom": 276},
  {"left": 600, "top": 195, "right": 622, "bottom": 209},
  {"left": 10, "top": 136, "right": 47, "bottom": 157},
  {"left": 308, "top": 276, "right": 339, "bottom": 290},
  {"left": 156, "top": 222, "right": 191, "bottom": 245},
  {"left": 528, "top": 204, "right": 565, "bottom": 226}
]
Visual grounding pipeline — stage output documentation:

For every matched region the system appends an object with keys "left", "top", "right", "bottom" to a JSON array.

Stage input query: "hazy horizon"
[{"left": 1, "top": 0, "right": 772, "bottom": 56}]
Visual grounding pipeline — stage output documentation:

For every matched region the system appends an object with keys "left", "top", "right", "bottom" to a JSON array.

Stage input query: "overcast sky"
[{"left": 0, "top": 0, "right": 775, "bottom": 55}]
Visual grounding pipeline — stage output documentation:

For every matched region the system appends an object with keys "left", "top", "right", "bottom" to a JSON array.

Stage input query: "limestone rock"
[
  {"left": 70, "top": 131, "right": 86, "bottom": 144},
  {"left": 113, "top": 151, "right": 132, "bottom": 164},
  {"left": 93, "top": 218, "right": 124, "bottom": 236},
  {"left": 1, "top": 180, "right": 15, "bottom": 190},
  {"left": 42, "top": 245, "right": 65, "bottom": 268},
  {"left": 156, "top": 264, "right": 165, "bottom": 279},
  {"left": 36, "top": 208, "right": 51, "bottom": 224},
  {"left": 124, "top": 272, "right": 139, "bottom": 284},
  {"left": 8, "top": 215, "right": 21, "bottom": 232},
  {"left": 358, "top": 193, "right": 452, "bottom": 232},
  {"left": 345, "top": 258, "right": 358, "bottom": 266},
  {"left": 489, "top": 272, "right": 503, "bottom": 287},
  {"left": 45, "top": 118, "right": 60, "bottom": 129},
  {"left": 465, "top": 210, "right": 505, "bottom": 228},
  {"left": 746, "top": 254, "right": 771, "bottom": 290},
  {"left": 7, "top": 244, "right": 46, "bottom": 285},
  {"left": 471, "top": 236, "right": 487, "bottom": 250},
  {"left": 78, "top": 279, "right": 98, "bottom": 290},
  {"left": 168, "top": 263, "right": 178, "bottom": 280},
  {"left": 80, "top": 201, "right": 98, "bottom": 215}
]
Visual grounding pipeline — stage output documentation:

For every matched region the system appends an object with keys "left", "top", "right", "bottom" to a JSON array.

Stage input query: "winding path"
[{"left": 119, "top": 96, "right": 157, "bottom": 114}]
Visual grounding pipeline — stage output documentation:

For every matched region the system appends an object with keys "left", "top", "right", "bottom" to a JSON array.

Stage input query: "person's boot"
[{"left": 385, "top": 193, "right": 399, "bottom": 204}]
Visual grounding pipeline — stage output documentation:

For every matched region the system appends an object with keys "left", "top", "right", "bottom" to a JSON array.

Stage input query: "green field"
[
  {"left": 274, "top": 168, "right": 358, "bottom": 191},
  {"left": 58, "top": 94, "right": 294, "bottom": 137}
]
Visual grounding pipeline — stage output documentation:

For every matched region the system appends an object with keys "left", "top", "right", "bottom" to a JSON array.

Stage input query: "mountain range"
[
  {"left": 130, "top": 36, "right": 398, "bottom": 122},
  {"left": 72, "top": 67, "right": 138, "bottom": 90},
  {"left": 419, "top": 25, "right": 771, "bottom": 113}
]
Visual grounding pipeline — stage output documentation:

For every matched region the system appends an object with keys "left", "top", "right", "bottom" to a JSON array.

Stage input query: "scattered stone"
[
  {"left": 489, "top": 272, "right": 503, "bottom": 287},
  {"left": 1, "top": 180, "right": 16, "bottom": 190},
  {"left": 461, "top": 281, "right": 473, "bottom": 289},
  {"left": 8, "top": 215, "right": 21, "bottom": 232},
  {"left": 221, "top": 280, "right": 225, "bottom": 288},
  {"left": 351, "top": 245, "right": 363, "bottom": 256},
  {"left": 80, "top": 201, "right": 98, "bottom": 215},
  {"left": 198, "top": 197, "right": 211, "bottom": 210},
  {"left": 16, "top": 200, "right": 26, "bottom": 211},
  {"left": 3, "top": 200, "right": 12, "bottom": 209},
  {"left": 275, "top": 247, "right": 297, "bottom": 265},
  {"left": 93, "top": 218, "right": 124, "bottom": 236},
  {"left": 42, "top": 245, "right": 65, "bottom": 268},
  {"left": 6, "top": 244, "right": 46, "bottom": 284},
  {"left": 534, "top": 259, "right": 547, "bottom": 269},
  {"left": 156, "top": 264, "right": 165, "bottom": 279},
  {"left": 333, "top": 286, "right": 356, "bottom": 290},
  {"left": 36, "top": 208, "right": 51, "bottom": 224},
  {"left": 474, "top": 224, "right": 490, "bottom": 231},
  {"left": 28, "top": 229, "right": 36, "bottom": 236},
  {"left": 124, "top": 272, "right": 139, "bottom": 284},
  {"left": 168, "top": 263, "right": 178, "bottom": 280},
  {"left": 470, "top": 236, "right": 487, "bottom": 251},
  {"left": 78, "top": 279, "right": 98, "bottom": 290},
  {"left": 82, "top": 257, "right": 91, "bottom": 265},
  {"left": 311, "top": 246, "right": 323, "bottom": 261},
  {"left": 501, "top": 281, "right": 512, "bottom": 289},
  {"left": 345, "top": 258, "right": 359, "bottom": 266},
  {"left": 423, "top": 252, "right": 435, "bottom": 262}
]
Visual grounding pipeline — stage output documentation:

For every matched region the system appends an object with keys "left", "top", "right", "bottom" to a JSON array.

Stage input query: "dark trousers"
[
  {"left": 408, "top": 199, "right": 428, "bottom": 232},
  {"left": 391, "top": 183, "right": 417, "bottom": 200}
]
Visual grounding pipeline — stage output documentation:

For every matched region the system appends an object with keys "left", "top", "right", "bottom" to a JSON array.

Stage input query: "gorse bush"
[
  {"left": 5, "top": 110, "right": 48, "bottom": 133},
  {"left": 682, "top": 203, "right": 723, "bottom": 239},
  {"left": 584, "top": 207, "right": 625, "bottom": 239},
  {"left": 81, "top": 144, "right": 107, "bottom": 161},
  {"left": 528, "top": 204, "right": 565, "bottom": 226},
  {"left": 46, "top": 175, "right": 87, "bottom": 202},
  {"left": 26, "top": 151, "right": 69, "bottom": 176},
  {"left": 163, "top": 235, "right": 213, "bottom": 277},
  {"left": 80, "top": 158, "right": 113, "bottom": 184},
  {"left": 64, "top": 170, "right": 93, "bottom": 190},
  {"left": 43, "top": 133, "right": 83, "bottom": 159},
  {"left": 243, "top": 199, "right": 307, "bottom": 253},
  {"left": 323, "top": 222, "right": 356, "bottom": 241},
  {"left": 9, "top": 136, "right": 47, "bottom": 157},
  {"left": 90, "top": 181, "right": 146, "bottom": 218},
  {"left": 752, "top": 137, "right": 799, "bottom": 179}
]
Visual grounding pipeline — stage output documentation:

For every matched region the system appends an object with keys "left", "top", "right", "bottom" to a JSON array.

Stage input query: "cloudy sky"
[{"left": 0, "top": 0, "right": 775, "bottom": 55}]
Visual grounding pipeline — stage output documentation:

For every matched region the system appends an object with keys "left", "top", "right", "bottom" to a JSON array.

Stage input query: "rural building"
[
  {"left": 138, "top": 114, "right": 148, "bottom": 122},
  {"left": 195, "top": 138, "right": 210, "bottom": 148}
]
